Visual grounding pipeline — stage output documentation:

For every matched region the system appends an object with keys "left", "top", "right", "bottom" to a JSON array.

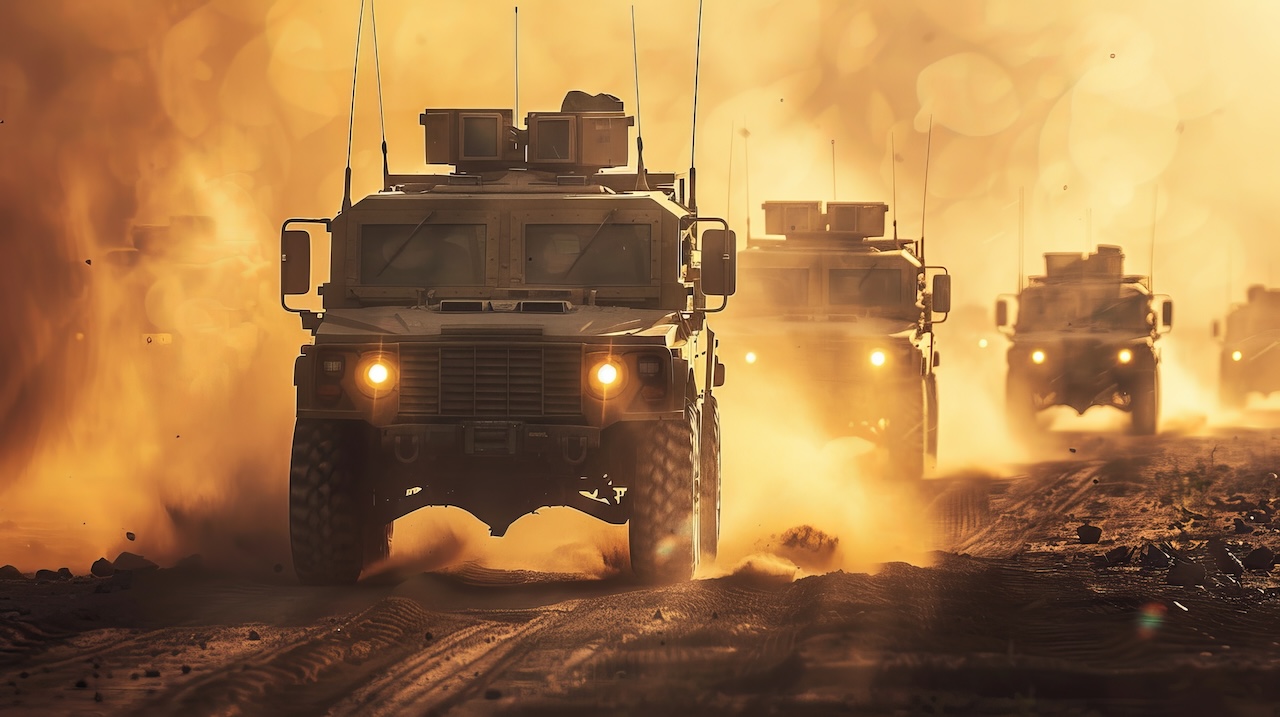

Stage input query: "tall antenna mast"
[
  {"left": 631, "top": 5, "right": 649, "bottom": 191},
  {"left": 919, "top": 116, "right": 934, "bottom": 264},
  {"left": 742, "top": 125, "right": 751, "bottom": 238},
  {"left": 514, "top": 7, "right": 520, "bottom": 121},
  {"left": 1018, "top": 186, "right": 1025, "bottom": 291},
  {"left": 341, "top": 0, "right": 368, "bottom": 212},
  {"left": 830, "top": 139, "right": 837, "bottom": 200},
  {"left": 1086, "top": 207, "right": 1092, "bottom": 251},
  {"left": 1148, "top": 184, "right": 1158, "bottom": 291},
  {"left": 371, "top": 0, "right": 389, "bottom": 191},
  {"left": 890, "top": 133, "right": 898, "bottom": 241},
  {"left": 688, "top": 0, "right": 704, "bottom": 214},
  {"left": 726, "top": 121, "right": 734, "bottom": 219}
]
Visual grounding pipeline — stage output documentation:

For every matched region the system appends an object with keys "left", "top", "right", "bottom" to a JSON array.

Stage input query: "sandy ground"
[{"left": 4, "top": 425, "right": 1280, "bottom": 716}]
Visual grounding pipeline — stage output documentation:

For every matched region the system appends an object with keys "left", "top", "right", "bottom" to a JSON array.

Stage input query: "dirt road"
[{"left": 5, "top": 428, "right": 1280, "bottom": 716}]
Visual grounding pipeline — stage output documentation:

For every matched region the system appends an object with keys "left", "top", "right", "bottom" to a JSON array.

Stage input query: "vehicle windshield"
[
  {"left": 525, "top": 223, "right": 652, "bottom": 286},
  {"left": 738, "top": 268, "right": 810, "bottom": 308},
  {"left": 360, "top": 223, "right": 486, "bottom": 286},
  {"left": 1018, "top": 284, "right": 1152, "bottom": 332},
  {"left": 828, "top": 268, "right": 905, "bottom": 308}
]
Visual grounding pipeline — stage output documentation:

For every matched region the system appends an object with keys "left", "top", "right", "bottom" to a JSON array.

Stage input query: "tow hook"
[
  {"left": 393, "top": 435, "right": 421, "bottom": 464},
  {"left": 562, "top": 436, "right": 588, "bottom": 465}
]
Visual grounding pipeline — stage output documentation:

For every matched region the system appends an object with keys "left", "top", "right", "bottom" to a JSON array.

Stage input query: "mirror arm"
[{"left": 280, "top": 217, "right": 331, "bottom": 314}]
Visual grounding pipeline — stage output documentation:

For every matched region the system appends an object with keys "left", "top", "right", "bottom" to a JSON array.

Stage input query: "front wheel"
[
  {"left": 699, "top": 396, "right": 721, "bottom": 563},
  {"left": 289, "top": 419, "right": 375, "bottom": 585},
  {"left": 1130, "top": 370, "right": 1160, "bottom": 436},
  {"left": 628, "top": 406, "right": 699, "bottom": 584},
  {"left": 1005, "top": 371, "right": 1039, "bottom": 441}
]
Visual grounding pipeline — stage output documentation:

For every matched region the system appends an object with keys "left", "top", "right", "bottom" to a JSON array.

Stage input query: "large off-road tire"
[
  {"left": 699, "top": 396, "right": 721, "bottom": 563},
  {"left": 1005, "top": 371, "right": 1039, "bottom": 441},
  {"left": 1220, "top": 375, "right": 1247, "bottom": 411},
  {"left": 886, "top": 384, "right": 925, "bottom": 482},
  {"left": 289, "top": 419, "right": 373, "bottom": 585},
  {"left": 364, "top": 521, "right": 393, "bottom": 565},
  {"left": 925, "top": 374, "right": 939, "bottom": 462},
  {"left": 1130, "top": 369, "right": 1160, "bottom": 436},
  {"left": 628, "top": 406, "right": 699, "bottom": 584}
]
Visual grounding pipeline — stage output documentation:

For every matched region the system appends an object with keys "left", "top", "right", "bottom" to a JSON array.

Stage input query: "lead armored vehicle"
[
  {"left": 1214, "top": 285, "right": 1280, "bottom": 409},
  {"left": 996, "top": 245, "right": 1173, "bottom": 435},
  {"left": 716, "top": 201, "right": 951, "bottom": 480},
  {"left": 279, "top": 91, "right": 736, "bottom": 585}
]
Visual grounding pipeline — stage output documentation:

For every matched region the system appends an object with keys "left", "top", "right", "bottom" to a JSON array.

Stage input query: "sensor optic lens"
[
  {"left": 1232, "top": 350, "right": 1243, "bottom": 362},
  {"left": 1031, "top": 350, "right": 1046, "bottom": 365},
  {"left": 1118, "top": 349, "right": 1133, "bottom": 364},
  {"left": 870, "top": 350, "right": 886, "bottom": 367}
]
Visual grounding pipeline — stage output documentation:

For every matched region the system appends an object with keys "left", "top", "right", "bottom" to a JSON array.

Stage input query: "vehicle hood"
[
  {"left": 315, "top": 306, "right": 682, "bottom": 345},
  {"left": 714, "top": 314, "right": 918, "bottom": 341}
]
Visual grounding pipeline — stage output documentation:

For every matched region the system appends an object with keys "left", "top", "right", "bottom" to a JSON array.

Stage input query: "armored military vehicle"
[
  {"left": 279, "top": 91, "right": 736, "bottom": 585},
  {"left": 996, "top": 245, "right": 1173, "bottom": 435},
  {"left": 1214, "top": 284, "right": 1280, "bottom": 409},
  {"left": 716, "top": 201, "right": 951, "bottom": 481}
]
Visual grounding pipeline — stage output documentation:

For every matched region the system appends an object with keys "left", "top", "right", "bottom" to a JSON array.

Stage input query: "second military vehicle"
[
  {"left": 717, "top": 200, "right": 951, "bottom": 481},
  {"left": 996, "top": 245, "right": 1173, "bottom": 436},
  {"left": 279, "top": 91, "right": 736, "bottom": 585},
  {"left": 1214, "top": 285, "right": 1280, "bottom": 409}
]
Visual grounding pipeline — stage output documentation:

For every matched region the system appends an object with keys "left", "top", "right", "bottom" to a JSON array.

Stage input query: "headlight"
[
  {"left": 1031, "top": 349, "right": 1046, "bottom": 365},
  {"left": 869, "top": 350, "right": 886, "bottom": 367},
  {"left": 355, "top": 354, "right": 397, "bottom": 395},
  {"left": 1232, "top": 350, "right": 1243, "bottom": 362},
  {"left": 978, "top": 338, "right": 988, "bottom": 349},
  {"left": 588, "top": 357, "right": 626, "bottom": 397},
  {"left": 1118, "top": 349, "right": 1133, "bottom": 364},
  {"left": 745, "top": 351, "right": 758, "bottom": 364}
]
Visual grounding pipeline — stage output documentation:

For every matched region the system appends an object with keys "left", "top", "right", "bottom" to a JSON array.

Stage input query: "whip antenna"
[
  {"left": 742, "top": 124, "right": 751, "bottom": 237},
  {"left": 371, "top": 0, "right": 389, "bottom": 191},
  {"left": 514, "top": 7, "right": 520, "bottom": 121},
  {"left": 891, "top": 132, "right": 898, "bottom": 241},
  {"left": 919, "top": 116, "right": 933, "bottom": 263},
  {"left": 342, "top": 0, "right": 368, "bottom": 212},
  {"left": 726, "top": 121, "right": 734, "bottom": 220},
  {"left": 688, "top": 0, "right": 703, "bottom": 213},
  {"left": 1018, "top": 186, "right": 1025, "bottom": 290},
  {"left": 632, "top": 5, "right": 649, "bottom": 191},
  {"left": 830, "top": 139, "right": 837, "bottom": 201},
  {"left": 1149, "top": 184, "right": 1158, "bottom": 291}
]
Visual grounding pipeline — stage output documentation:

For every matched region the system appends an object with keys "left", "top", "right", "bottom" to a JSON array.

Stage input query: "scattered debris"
[
  {"left": 181, "top": 665, "right": 191, "bottom": 675},
  {"left": 74, "top": 680, "right": 87, "bottom": 689},
  {"left": 35, "top": 569, "right": 68, "bottom": 582},
  {"left": 653, "top": 608, "right": 666, "bottom": 621},
  {"left": 57, "top": 567, "right": 73, "bottom": 580},
  {"left": 484, "top": 689, "right": 502, "bottom": 700},
  {"left": 1139, "top": 544, "right": 1173, "bottom": 568},
  {"left": 1243, "top": 546, "right": 1275, "bottom": 571},
  {"left": 1076, "top": 524, "right": 1102, "bottom": 544},
  {"left": 0, "top": 565, "right": 26, "bottom": 580},
  {"left": 126, "top": 531, "right": 136, "bottom": 541},
  {"left": 94, "top": 692, "right": 103, "bottom": 703},
  {"left": 90, "top": 558, "right": 115, "bottom": 577},
  {"left": 1101, "top": 545, "right": 1132, "bottom": 566},
  {"left": 1167, "top": 560, "right": 1207, "bottom": 586},
  {"left": 1208, "top": 539, "right": 1244, "bottom": 577},
  {"left": 84, "top": 259, "right": 92, "bottom": 265},
  {"left": 1233, "top": 518, "right": 1254, "bottom": 534},
  {"left": 144, "top": 669, "right": 160, "bottom": 678},
  {"left": 113, "top": 552, "right": 158, "bottom": 572},
  {"left": 424, "top": 632, "right": 434, "bottom": 642},
  {"left": 247, "top": 630, "right": 261, "bottom": 641},
  {"left": 1069, "top": 447, "right": 1077, "bottom": 453}
]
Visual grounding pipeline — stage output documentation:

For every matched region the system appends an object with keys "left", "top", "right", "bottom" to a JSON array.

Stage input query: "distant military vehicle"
[
  {"left": 996, "top": 245, "right": 1173, "bottom": 435},
  {"left": 1214, "top": 285, "right": 1280, "bottom": 409},
  {"left": 716, "top": 201, "right": 951, "bottom": 480},
  {"left": 279, "top": 91, "right": 736, "bottom": 585}
]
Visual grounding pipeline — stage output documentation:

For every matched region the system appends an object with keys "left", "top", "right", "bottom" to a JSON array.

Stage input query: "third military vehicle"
[
  {"left": 1214, "top": 284, "right": 1280, "bottom": 409},
  {"left": 717, "top": 200, "right": 951, "bottom": 480},
  {"left": 996, "top": 245, "right": 1173, "bottom": 435},
  {"left": 279, "top": 91, "right": 735, "bottom": 585}
]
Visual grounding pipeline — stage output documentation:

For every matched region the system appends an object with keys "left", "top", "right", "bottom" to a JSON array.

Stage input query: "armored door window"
[
  {"left": 828, "top": 268, "right": 903, "bottom": 307},
  {"left": 360, "top": 223, "right": 486, "bottom": 286},
  {"left": 524, "top": 223, "right": 652, "bottom": 286},
  {"left": 740, "top": 268, "right": 809, "bottom": 308}
]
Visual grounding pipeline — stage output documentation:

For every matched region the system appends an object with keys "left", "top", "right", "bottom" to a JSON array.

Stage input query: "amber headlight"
[
  {"left": 1031, "top": 349, "right": 1046, "bottom": 365},
  {"left": 1232, "top": 350, "right": 1243, "bottom": 362},
  {"left": 869, "top": 350, "right": 887, "bottom": 367},
  {"left": 355, "top": 353, "right": 397, "bottom": 396},
  {"left": 745, "top": 351, "right": 758, "bottom": 365},
  {"left": 1118, "top": 349, "right": 1133, "bottom": 364},
  {"left": 587, "top": 357, "right": 626, "bottom": 397}
]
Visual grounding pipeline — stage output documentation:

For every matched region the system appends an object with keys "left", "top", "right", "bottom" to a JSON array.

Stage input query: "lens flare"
[
  {"left": 1118, "top": 349, "right": 1133, "bottom": 364},
  {"left": 595, "top": 362, "right": 619, "bottom": 385},
  {"left": 1031, "top": 350, "right": 1046, "bottom": 364},
  {"left": 1232, "top": 350, "right": 1243, "bottom": 361},
  {"left": 870, "top": 350, "right": 886, "bottom": 367},
  {"left": 366, "top": 362, "right": 390, "bottom": 385},
  {"left": 745, "top": 351, "right": 758, "bottom": 364}
]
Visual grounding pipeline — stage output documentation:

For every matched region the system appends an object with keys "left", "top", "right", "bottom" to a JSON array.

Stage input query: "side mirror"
[
  {"left": 1162, "top": 300, "right": 1174, "bottom": 329},
  {"left": 1212, "top": 319, "right": 1220, "bottom": 339},
  {"left": 930, "top": 274, "right": 951, "bottom": 314},
  {"left": 713, "top": 360, "right": 726, "bottom": 387},
  {"left": 701, "top": 229, "right": 737, "bottom": 297},
  {"left": 995, "top": 299, "right": 1008, "bottom": 328},
  {"left": 281, "top": 229, "right": 312, "bottom": 296}
]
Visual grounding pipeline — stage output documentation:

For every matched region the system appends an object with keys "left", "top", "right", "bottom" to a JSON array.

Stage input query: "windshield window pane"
[
  {"left": 525, "top": 223, "right": 652, "bottom": 286},
  {"left": 360, "top": 224, "right": 486, "bottom": 286},
  {"left": 1017, "top": 286, "right": 1151, "bottom": 331},
  {"left": 740, "top": 268, "right": 809, "bottom": 307},
  {"left": 829, "top": 268, "right": 903, "bottom": 306}
]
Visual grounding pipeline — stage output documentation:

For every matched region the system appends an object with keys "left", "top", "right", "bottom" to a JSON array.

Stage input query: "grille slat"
[{"left": 398, "top": 344, "right": 581, "bottom": 417}]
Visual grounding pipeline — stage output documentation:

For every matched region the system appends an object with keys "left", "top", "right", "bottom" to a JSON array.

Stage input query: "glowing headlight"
[
  {"left": 1118, "top": 349, "right": 1133, "bottom": 364},
  {"left": 355, "top": 354, "right": 397, "bottom": 395},
  {"left": 745, "top": 351, "right": 757, "bottom": 364},
  {"left": 588, "top": 357, "right": 626, "bottom": 397},
  {"left": 1031, "top": 350, "right": 1046, "bottom": 365},
  {"left": 1232, "top": 350, "right": 1243, "bottom": 362},
  {"left": 978, "top": 338, "right": 988, "bottom": 349},
  {"left": 869, "top": 350, "right": 886, "bottom": 367}
]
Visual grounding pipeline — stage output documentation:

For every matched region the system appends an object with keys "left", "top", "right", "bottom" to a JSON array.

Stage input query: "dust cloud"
[{"left": 2, "top": 1, "right": 1280, "bottom": 576}]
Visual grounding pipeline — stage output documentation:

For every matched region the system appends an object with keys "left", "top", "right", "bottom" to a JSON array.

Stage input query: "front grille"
[{"left": 398, "top": 344, "right": 582, "bottom": 417}]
